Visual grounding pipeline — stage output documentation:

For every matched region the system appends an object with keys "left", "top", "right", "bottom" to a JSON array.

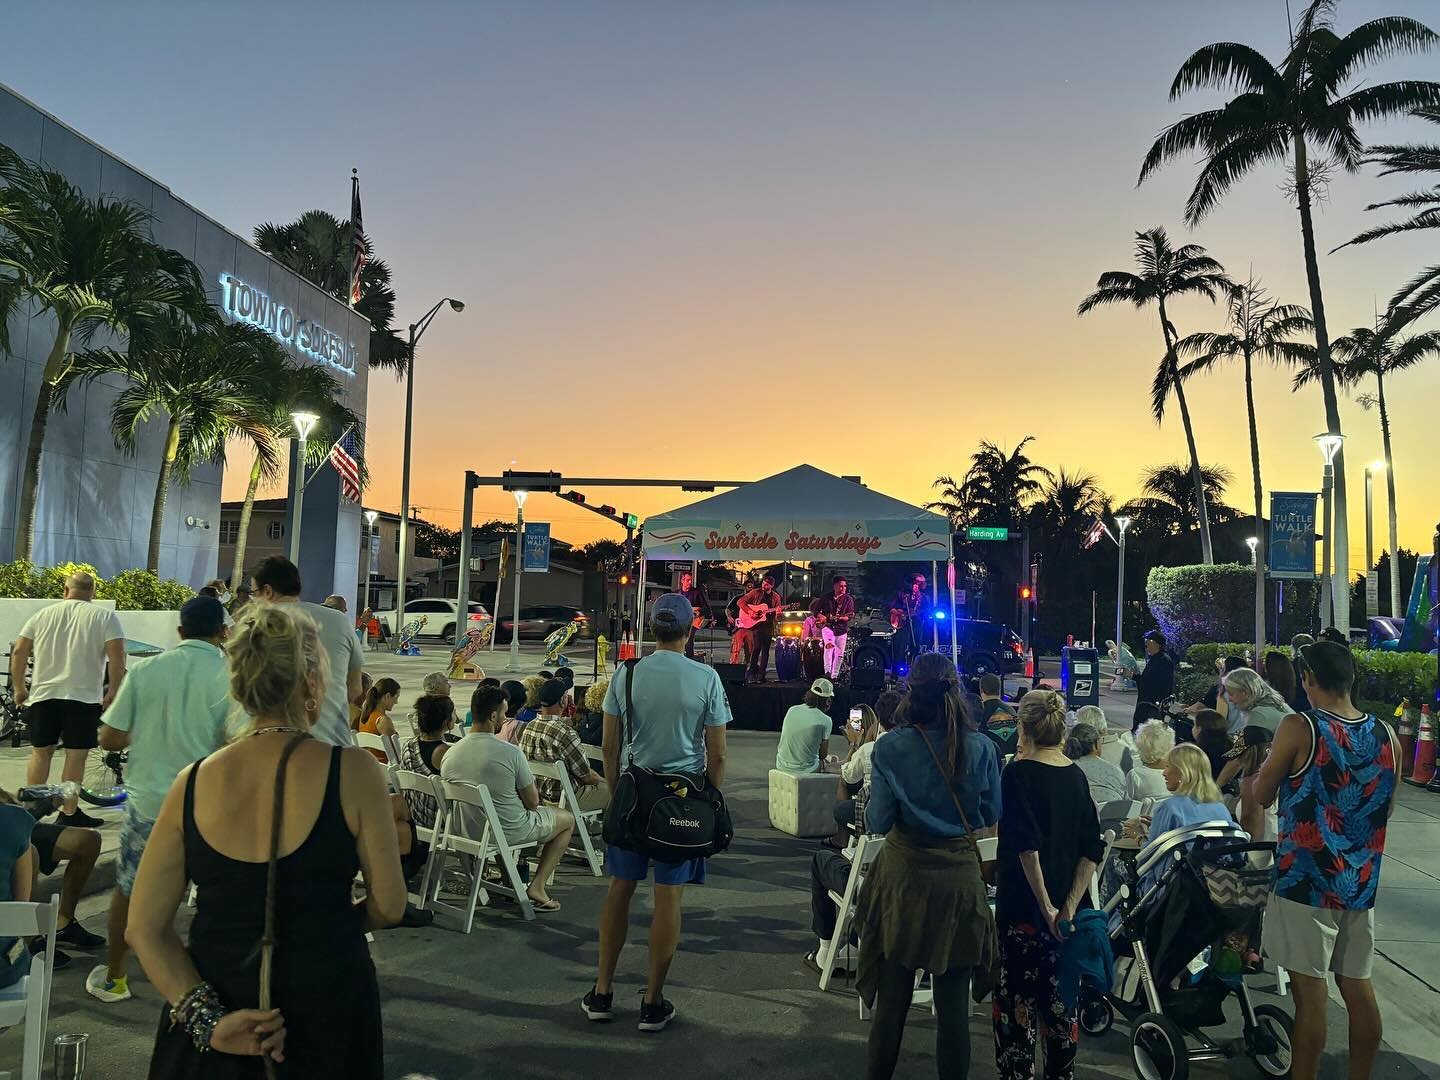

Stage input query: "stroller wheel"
[
  {"left": 1131, "top": 1011, "right": 1188, "bottom": 1080},
  {"left": 1248, "top": 1004, "right": 1294, "bottom": 1077},
  {"left": 1078, "top": 996, "right": 1114, "bottom": 1036}
]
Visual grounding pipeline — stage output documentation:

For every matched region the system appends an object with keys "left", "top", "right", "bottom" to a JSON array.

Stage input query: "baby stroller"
[{"left": 1080, "top": 821, "right": 1293, "bottom": 1080}]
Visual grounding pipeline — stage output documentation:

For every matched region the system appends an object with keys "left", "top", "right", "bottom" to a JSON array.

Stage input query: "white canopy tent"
[{"left": 635, "top": 464, "right": 959, "bottom": 661}]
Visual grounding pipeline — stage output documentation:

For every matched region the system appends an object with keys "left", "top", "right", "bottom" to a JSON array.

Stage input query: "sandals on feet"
[{"left": 529, "top": 897, "right": 561, "bottom": 912}]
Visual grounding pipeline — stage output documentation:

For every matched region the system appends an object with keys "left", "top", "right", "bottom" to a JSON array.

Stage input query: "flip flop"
[
  {"left": 804, "top": 950, "right": 851, "bottom": 980},
  {"left": 529, "top": 897, "right": 561, "bottom": 913}
]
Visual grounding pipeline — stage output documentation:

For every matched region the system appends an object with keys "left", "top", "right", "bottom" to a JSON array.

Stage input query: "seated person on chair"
[
  {"left": 776, "top": 679, "right": 840, "bottom": 775},
  {"left": 0, "top": 794, "right": 34, "bottom": 992},
  {"left": 1065, "top": 712, "right": 1127, "bottom": 805},
  {"left": 977, "top": 673, "right": 1018, "bottom": 758},
  {"left": 399, "top": 694, "right": 457, "bottom": 832},
  {"left": 520, "top": 678, "right": 607, "bottom": 814},
  {"left": 441, "top": 684, "right": 576, "bottom": 912},
  {"left": 27, "top": 814, "right": 105, "bottom": 968},
  {"left": 1127, "top": 743, "right": 1239, "bottom": 893},
  {"left": 831, "top": 692, "right": 904, "bottom": 837},
  {"left": 1124, "top": 719, "right": 1174, "bottom": 801}
]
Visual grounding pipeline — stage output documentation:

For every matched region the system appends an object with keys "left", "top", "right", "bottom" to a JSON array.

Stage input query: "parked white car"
[{"left": 375, "top": 599, "right": 491, "bottom": 641}]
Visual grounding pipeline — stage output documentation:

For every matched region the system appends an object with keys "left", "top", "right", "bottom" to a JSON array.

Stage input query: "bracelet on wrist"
[{"left": 170, "top": 981, "right": 227, "bottom": 1052}]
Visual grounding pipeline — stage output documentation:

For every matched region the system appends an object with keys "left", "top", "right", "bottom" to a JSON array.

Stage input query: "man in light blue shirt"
[
  {"left": 86, "top": 597, "right": 231, "bottom": 1004},
  {"left": 586, "top": 593, "right": 730, "bottom": 1033}
]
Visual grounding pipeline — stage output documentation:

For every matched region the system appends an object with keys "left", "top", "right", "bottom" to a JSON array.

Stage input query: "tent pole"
[
  {"left": 948, "top": 557, "right": 959, "bottom": 667},
  {"left": 931, "top": 561, "right": 939, "bottom": 652},
  {"left": 635, "top": 558, "right": 645, "bottom": 655}
]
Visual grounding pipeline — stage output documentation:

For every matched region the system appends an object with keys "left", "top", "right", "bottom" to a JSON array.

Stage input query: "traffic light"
[
  {"left": 597, "top": 504, "right": 616, "bottom": 516},
  {"left": 624, "top": 512, "right": 639, "bottom": 530},
  {"left": 618, "top": 572, "right": 631, "bottom": 586},
  {"left": 1018, "top": 584, "right": 1033, "bottom": 602},
  {"left": 561, "top": 491, "right": 586, "bottom": 505}
]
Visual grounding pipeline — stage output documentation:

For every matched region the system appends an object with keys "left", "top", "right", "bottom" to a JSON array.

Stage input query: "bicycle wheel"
[{"left": 82, "top": 750, "right": 127, "bottom": 806}]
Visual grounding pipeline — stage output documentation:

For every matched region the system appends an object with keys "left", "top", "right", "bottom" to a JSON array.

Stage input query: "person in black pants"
[{"left": 1131, "top": 630, "right": 1175, "bottom": 732}]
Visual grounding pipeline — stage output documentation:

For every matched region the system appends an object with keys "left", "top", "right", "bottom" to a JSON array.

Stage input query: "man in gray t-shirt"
[{"left": 248, "top": 557, "right": 362, "bottom": 747}]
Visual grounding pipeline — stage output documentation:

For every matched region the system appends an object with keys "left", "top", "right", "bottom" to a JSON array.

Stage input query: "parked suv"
[{"left": 376, "top": 599, "right": 491, "bottom": 641}]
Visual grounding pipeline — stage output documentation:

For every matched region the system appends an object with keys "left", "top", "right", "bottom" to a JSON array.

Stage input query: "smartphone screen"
[{"left": 849, "top": 707, "right": 863, "bottom": 729}]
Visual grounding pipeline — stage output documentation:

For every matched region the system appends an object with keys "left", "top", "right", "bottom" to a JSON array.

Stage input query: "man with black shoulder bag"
[{"left": 584, "top": 593, "right": 731, "bottom": 1033}]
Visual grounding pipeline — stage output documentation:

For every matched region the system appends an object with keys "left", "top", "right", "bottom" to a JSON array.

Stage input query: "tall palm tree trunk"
[
  {"left": 1376, "top": 372, "right": 1402, "bottom": 617},
  {"left": 229, "top": 453, "right": 264, "bottom": 588},
  {"left": 1244, "top": 349, "right": 1265, "bottom": 653},
  {"left": 1294, "top": 140, "right": 1350, "bottom": 629},
  {"left": 147, "top": 421, "right": 181, "bottom": 574},
  {"left": 1157, "top": 298, "right": 1214, "bottom": 564},
  {"left": 14, "top": 318, "right": 74, "bottom": 563}
]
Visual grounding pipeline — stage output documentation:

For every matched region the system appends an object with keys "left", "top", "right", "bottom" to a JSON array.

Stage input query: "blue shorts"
[
  {"left": 116, "top": 804, "right": 156, "bottom": 896},
  {"left": 605, "top": 845, "right": 706, "bottom": 886}
]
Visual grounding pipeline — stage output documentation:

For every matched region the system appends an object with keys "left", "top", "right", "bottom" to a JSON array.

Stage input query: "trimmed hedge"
[
  {"left": 1146, "top": 563, "right": 1319, "bottom": 655},
  {"left": 0, "top": 560, "right": 194, "bottom": 611},
  {"left": 1179, "top": 641, "right": 1435, "bottom": 713}
]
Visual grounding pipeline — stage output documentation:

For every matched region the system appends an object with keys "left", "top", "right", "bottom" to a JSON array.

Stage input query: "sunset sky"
[{"left": 4, "top": 1, "right": 1436, "bottom": 571}]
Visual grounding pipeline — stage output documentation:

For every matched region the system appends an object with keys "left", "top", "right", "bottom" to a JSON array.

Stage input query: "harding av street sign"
[{"left": 966, "top": 526, "right": 1010, "bottom": 542}]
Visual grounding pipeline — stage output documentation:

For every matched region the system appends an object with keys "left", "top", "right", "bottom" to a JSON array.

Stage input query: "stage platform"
[{"left": 720, "top": 674, "right": 885, "bottom": 732}]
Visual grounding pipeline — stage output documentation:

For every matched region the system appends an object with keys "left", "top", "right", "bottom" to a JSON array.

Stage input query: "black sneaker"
[
  {"left": 58, "top": 809, "right": 105, "bottom": 829},
  {"left": 29, "top": 938, "right": 70, "bottom": 970},
  {"left": 637, "top": 995, "right": 675, "bottom": 1032},
  {"left": 581, "top": 987, "right": 614, "bottom": 1022},
  {"left": 55, "top": 919, "right": 105, "bottom": 949}
]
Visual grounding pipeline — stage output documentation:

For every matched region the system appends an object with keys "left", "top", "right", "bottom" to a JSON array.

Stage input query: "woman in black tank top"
[{"left": 126, "top": 604, "right": 407, "bottom": 1078}]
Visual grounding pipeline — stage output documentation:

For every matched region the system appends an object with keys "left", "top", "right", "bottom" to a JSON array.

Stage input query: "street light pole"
[
  {"left": 507, "top": 490, "right": 528, "bottom": 672},
  {"left": 286, "top": 412, "right": 319, "bottom": 567},
  {"left": 1365, "top": 464, "right": 1376, "bottom": 620},
  {"left": 362, "top": 509, "right": 378, "bottom": 614},
  {"left": 395, "top": 297, "right": 465, "bottom": 614},
  {"left": 1114, "top": 516, "right": 1131, "bottom": 650},
  {"left": 1315, "top": 434, "right": 1344, "bottom": 631}
]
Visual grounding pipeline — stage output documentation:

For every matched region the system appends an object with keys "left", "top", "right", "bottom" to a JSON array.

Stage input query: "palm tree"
[
  {"left": 228, "top": 353, "right": 363, "bottom": 587},
  {"left": 928, "top": 437, "right": 1052, "bottom": 530},
  {"left": 1169, "top": 280, "right": 1314, "bottom": 649},
  {"left": 1139, "top": 0, "right": 1440, "bottom": 626},
  {"left": 1078, "top": 227, "right": 1232, "bottom": 563},
  {"left": 0, "top": 150, "right": 205, "bottom": 561},
  {"left": 1119, "top": 463, "right": 1236, "bottom": 564},
  {"left": 253, "top": 210, "right": 407, "bottom": 373},
  {"left": 60, "top": 314, "right": 281, "bottom": 573},
  {"left": 1339, "top": 106, "right": 1440, "bottom": 326},
  {"left": 1296, "top": 323, "right": 1440, "bottom": 615},
  {"left": 1034, "top": 469, "right": 1108, "bottom": 549}
]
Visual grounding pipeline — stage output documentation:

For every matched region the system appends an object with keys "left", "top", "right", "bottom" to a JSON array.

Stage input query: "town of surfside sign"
[{"left": 219, "top": 274, "right": 358, "bottom": 376}]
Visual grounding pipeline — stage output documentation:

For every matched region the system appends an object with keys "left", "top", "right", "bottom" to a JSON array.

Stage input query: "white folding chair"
[
  {"left": 580, "top": 743, "right": 604, "bottom": 766},
  {"left": 0, "top": 895, "right": 59, "bottom": 1080},
  {"left": 382, "top": 733, "right": 403, "bottom": 766},
  {"left": 819, "top": 833, "right": 884, "bottom": 992},
  {"left": 429, "top": 781, "right": 538, "bottom": 928},
  {"left": 393, "top": 770, "right": 448, "bottom": 907},
  {"left": 528, "top": 761, "right": 604, "bottom": 876},
  {"left": 355, "top": 732, "right": 389, "bottom": 759}
]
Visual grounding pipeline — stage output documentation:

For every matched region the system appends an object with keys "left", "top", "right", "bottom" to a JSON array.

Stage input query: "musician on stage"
[
  {"left": 736, "top": 575, "right": 782, "bottom": 684},
  {"left": 678, "top": 570, "right": 713, "bottom": 660},
  {"left": 889, "top": 573, "right": 931, "bottom": 660},
  {"left": 805, "top": 576, "right": 854, "bottom": 679}
]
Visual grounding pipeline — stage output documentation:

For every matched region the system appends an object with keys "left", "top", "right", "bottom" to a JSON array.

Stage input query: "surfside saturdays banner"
[{"left": 643, "top": 519, "right": 950, "bottom": 562}]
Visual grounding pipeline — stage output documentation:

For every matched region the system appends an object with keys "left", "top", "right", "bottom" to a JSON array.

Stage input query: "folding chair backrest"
[
  {"left": 356, "top": 732, "right": 388, "bottom": 756},
  {"left": 382, "top": 733, "right": 402, "bottom": 765},
  {"left": 580, "top": 743, "right": 604, "bottom": 766},
  {"left": 0, "top": 895, "right": 59, "bottom": 1080}
]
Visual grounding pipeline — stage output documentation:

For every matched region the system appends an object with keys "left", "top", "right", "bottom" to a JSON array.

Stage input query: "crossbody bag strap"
[
  {"left": 258, "top": 735, "right": 309, "bottom": 1080},
  {"left": 915, "top": 727, "right": 983, "bottom": 863},
  {"left": 623, "top": 658, "right": 638, "bottom": 768}
]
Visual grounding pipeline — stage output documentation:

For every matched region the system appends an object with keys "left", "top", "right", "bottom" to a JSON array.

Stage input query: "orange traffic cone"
[
  {"left": 1407, "top": 705, "right": 1435, "bottom": 787},
  {"left": 1396, "top": 700, "right": 1417, "bottom": 778},
  {"left": 1024, "top": 648, "right": 1035, "bottom": 680}
]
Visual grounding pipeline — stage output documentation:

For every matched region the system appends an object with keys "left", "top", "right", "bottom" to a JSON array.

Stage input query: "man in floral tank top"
[{"left": 1246, "top": 642, "right": 1398, "bottom": 1080}]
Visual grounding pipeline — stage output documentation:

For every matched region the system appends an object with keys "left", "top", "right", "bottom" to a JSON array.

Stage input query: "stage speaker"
[
  {"left": 713, "top": 662, "right": 746, "bottom": 685},
  {"left": 848, "top": 643, "right": 888, "bottom": 690}
]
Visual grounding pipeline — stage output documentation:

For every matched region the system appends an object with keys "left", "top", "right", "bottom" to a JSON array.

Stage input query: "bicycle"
[{"left": 83, "top": 747, "right": 129, "bottom": 805}]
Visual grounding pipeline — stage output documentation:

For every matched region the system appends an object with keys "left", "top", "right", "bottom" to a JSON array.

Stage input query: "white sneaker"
[{"left": 85, "top": 964, "right": 131, "bottom": 1003}]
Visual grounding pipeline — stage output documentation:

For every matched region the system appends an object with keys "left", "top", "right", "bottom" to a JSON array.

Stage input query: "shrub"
[
  {"left": 99, "top": 569, "right": 195, "bottom": 611},
  {"left": 0, "top": 560, "right": 193, "bottom": 610},
  {"left": 1146, "top": 564, "right": 1318, "bottom": 654}
]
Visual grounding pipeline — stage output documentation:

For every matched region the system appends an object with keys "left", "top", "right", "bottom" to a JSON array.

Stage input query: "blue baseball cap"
[
  {"left": 650, "top": 593, "right": 694, "bottom": 635},
  {"left": 180, "top": 596, "right": 227, "bottom": 638}
]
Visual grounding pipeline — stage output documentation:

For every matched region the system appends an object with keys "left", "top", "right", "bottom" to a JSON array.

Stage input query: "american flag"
[
  {"left": 1082, "top": 518, "right": 1111, "bottom": 550},
  {"left": 328, "top": 428, "right": 362, "bottom": 503},
  {"left": 349, "top": 169, "right": 367, "bottom": 306}
]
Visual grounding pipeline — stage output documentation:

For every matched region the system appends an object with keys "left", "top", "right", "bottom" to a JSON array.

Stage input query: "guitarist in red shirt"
[{"left": 735, "top": 576, "right": 782, "bottom": 684}]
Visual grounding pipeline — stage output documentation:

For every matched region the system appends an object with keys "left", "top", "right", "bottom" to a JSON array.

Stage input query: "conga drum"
[
  {"left": 800, "top": 638, "right": 826, "bottom": 681},
  {"left": 774, "top": 638, "right": 801, "bottom": 681}
]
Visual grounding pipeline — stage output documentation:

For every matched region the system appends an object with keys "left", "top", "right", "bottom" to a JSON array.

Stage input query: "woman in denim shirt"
[{"left": 856, "top": 653, "right": 1001, "bottom": 1079}]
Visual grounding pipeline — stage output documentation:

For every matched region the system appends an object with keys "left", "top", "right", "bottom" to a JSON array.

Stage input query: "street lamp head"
[
  {"left": 513, "top": 489, "right": 529, "bottom": 509},
  {"left": 1368, "top": 460, "right": 1386, "bottom": 473},
  {"left": 447, "top": 299, "right": 465, "bottom": 313},
  {"left": 1313, "top": 432, "right": 1345, "bottom": 464},
  {"left": 1115, "top": 515, "right": 1132, "bottom": 534},
  {"left": 364, "top": 509, "right": 378, "bottom": 527},
  {"left": 1246, "top": 536, "right": 1258, "bottom": 552},
  {"left": 290, "top": 411, "right": 320, "bottom": 441}
]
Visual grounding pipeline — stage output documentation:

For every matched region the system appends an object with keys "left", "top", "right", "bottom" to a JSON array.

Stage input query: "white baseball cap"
[{"left": 809, "top": 677, "right": 835, "bottom": 698}]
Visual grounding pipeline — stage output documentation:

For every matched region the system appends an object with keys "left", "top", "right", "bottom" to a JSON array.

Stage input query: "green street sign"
[
  {"left": 624, "top": 513, "right": 639, "bottom": 530},
  {"left": 966, "top": 526, "right": 1010, "bottom": 542}
]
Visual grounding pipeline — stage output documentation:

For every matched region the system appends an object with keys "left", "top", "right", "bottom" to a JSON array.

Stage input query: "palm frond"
[
  {"left": 1318, "top": 17, "right": 1440, "bottom": 95},
  {"left": 1169, "top": 42, "right": 1284, "bottom": 99},
  {"left": 1184, "top": 125, "right": 1291, "bottom": 224}
]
